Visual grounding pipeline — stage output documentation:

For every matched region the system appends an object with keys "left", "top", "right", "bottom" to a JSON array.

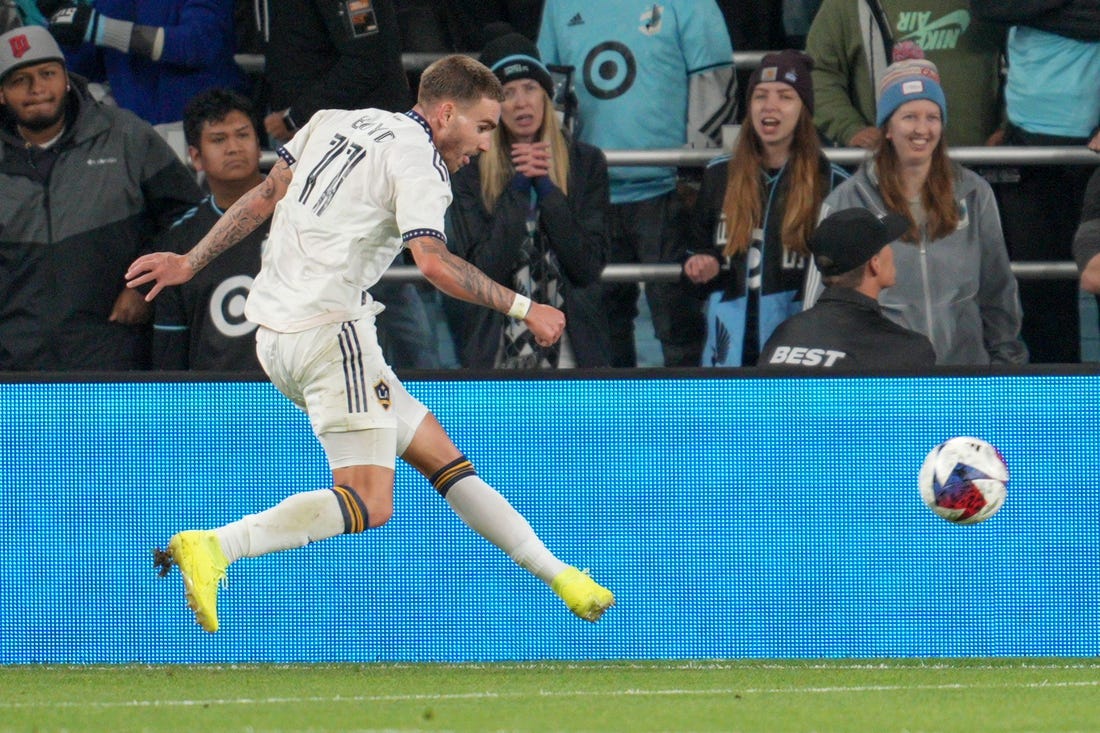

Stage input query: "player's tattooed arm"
[
  {"left": 187, "top": 161, "right": 293, "bottom": 274},
  {"left": 126, "top": 161, "right": 293, "bottom": 300},
  {"left": 408, "top": 236, "right": 516, "bottom": 314}
]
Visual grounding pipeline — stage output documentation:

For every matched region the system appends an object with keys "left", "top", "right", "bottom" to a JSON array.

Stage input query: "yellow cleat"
[
  {"left": 167, "top": 530, "right": 228, "bottom": 633},
  {"left": 551, "top": 567, "right": 615, "bottom": 622}
]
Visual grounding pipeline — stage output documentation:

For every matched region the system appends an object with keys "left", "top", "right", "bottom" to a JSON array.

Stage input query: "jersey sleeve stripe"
[
  {"left": 276, "top": 146, "right": 297, "bottom": 167},
  {"left": 402, "top": 228, "right": 446, "bottom": 244}
]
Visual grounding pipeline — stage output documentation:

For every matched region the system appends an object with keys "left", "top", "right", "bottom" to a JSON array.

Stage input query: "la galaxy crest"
[{"left": 374, "top": 379, "right": 392, "bottom": 410}]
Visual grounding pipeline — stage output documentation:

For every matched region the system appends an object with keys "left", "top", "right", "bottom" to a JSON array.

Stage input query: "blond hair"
[{"left": 478, "top": 90, "right": 570, "bottom": 211}]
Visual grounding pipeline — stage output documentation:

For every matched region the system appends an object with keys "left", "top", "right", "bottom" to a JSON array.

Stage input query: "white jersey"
[{"left": 245, "top": 109, "right": 452, "bottom": 333}]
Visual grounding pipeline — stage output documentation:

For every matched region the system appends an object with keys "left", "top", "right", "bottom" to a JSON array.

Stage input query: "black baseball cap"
[{"left": 811, "top": 208, "right": 909, "bottom": 276}]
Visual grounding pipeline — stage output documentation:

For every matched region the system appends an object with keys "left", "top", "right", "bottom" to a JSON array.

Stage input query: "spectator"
[
  {"left": 538, "top": 0, "right": 738, "bottom": 367},
  {"left": 261, "top": 0, "right": 441, "bottom": 369},
  {"left": 447, "top": 31, "right": 611, "bottom": 369},
  {"left": 1073, "top": 167, "right": 1100, "bottom": 299},
  {"left": 805, "top": 0, "right": 1003, "bottom": 148},
  {"left": 0, "top": 26, "right": 201, "bottom": 370},
  {"left": 805, "top": 54, "right": 1028, "bottom": 365},
  {"left": 261, "top": 0, "right": 409, "bottom": 145},
  {"left": 970, "top": 0, "right": 1100, "bottom": 363},
  {"left": 759, "top": 207, "right": 936, "bottom": 369},
  {"left": 152, "top": 88, "right": 267, "bottom": 371},
  {"left": 683, "top": 50, "right": 849, "bottom": 367},
  {"left": 42, "top": 0, "right": 248, "bottom": 158}
]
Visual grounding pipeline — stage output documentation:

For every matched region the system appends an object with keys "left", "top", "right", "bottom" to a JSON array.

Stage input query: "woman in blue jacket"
[{"left": 684, "top": 49, "right": 848, "bottom": 367}]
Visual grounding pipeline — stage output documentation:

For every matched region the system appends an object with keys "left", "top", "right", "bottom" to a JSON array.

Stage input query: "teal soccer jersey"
[{"left": 538, "top": 1, "right": 733, "bottom": 202}]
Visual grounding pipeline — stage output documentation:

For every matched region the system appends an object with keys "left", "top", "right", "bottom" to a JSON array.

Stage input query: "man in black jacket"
[
  {"left": 0, "top": 25, "right": 200, "bottom": 371},
  {"left": 759, "top": 208, "right": 936, "bottom": 370},
  {"left": 262, "top": 0, "right": 410, "bottom": 144}
]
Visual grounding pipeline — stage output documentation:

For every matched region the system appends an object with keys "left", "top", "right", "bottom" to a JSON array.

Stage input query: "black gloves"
[{"left": 44, "top": 2, "right": 97, "bottom": 47}]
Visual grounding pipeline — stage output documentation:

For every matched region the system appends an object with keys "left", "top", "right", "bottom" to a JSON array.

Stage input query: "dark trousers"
[
  {"left": 371, "top": 280, "right": 441, "bottom": 370},
  {"left": 994, "top": 126, "right": 1092, "bottom": 363},
  {"left": 603, "top": 191, "right": 703, "bottom": 367}
]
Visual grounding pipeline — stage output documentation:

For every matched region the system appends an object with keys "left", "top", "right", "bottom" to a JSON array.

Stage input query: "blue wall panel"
[{"left": 1, "top": 375, "right": 1097, "bottom": 662}]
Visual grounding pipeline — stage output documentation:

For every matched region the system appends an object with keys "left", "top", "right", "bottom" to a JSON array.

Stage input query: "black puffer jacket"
[
  {"left": 265, "top": 0, "right": 410, "bottom": 124},
  {"left": 447, "top": 138, "right": 612, "bottom": 369}
]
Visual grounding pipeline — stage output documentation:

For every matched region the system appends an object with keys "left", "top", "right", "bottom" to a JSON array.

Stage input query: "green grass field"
[{"left": 2, "top": 659, "right": 1099, "bottom": 732}]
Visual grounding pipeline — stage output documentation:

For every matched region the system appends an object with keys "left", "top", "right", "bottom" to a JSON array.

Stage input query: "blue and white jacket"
[{"left": 687, "top": 153, "right": 848, "bottom": 367}]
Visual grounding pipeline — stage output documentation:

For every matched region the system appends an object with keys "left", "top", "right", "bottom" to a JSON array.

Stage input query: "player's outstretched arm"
[
  {"left": 408, "top": 235, "right": 565, "bottom": 347},
  {"left": 125, "top": 161, "right": 294, "bottom": 301}
]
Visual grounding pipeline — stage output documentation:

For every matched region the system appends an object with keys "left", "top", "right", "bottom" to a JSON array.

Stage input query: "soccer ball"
[{"left": 919, "top": 437, "right": 1008, "bottom": 525}]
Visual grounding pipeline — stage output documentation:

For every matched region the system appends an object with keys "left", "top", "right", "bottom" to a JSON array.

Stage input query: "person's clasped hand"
[
  {"left": 848, "top": 126, "right": 882, "bottom": 150},
  {"left": 511, "top": 141, "right": 555, "bottom": 197}
]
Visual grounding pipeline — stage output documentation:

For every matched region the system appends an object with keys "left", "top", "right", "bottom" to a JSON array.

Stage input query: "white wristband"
[{"left": 507, "top": 293, "right": 532, "bottom": 320}]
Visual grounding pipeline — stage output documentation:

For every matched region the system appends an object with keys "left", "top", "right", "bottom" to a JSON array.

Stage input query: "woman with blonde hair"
[
  {"left": 808, "top": 47, "right": 1027, "bottom": 365},
  {"left": 448, "top": 31, "right": 611, "bottom": 368},
  {"left": 684, "top": 49, "right": 848, "bottom": 367}
]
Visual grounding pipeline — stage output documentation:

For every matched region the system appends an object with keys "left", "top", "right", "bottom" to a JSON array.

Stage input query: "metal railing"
[
  {"left": 381, "top": 260, "right": 1078, "bottom": 283},
  {"left": 259, "top": 145, "right": 1100, "bottom": 171},
  {"left": 234, "top": 51, "right": 774, "bottom": 75},
  {"left": 252, "top": 145, "right": 1097, "bottom": 283},
  {"left": 239, "top": 50, "right": 1098, "bottom": 285},
  {"left": 604, "top": 146, "right": 1100, "bottom": 168}
]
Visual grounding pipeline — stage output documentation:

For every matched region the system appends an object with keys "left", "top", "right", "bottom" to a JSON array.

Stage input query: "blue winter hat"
[{"left": 875, "top": 57, "right": 947, "bottom": 127}]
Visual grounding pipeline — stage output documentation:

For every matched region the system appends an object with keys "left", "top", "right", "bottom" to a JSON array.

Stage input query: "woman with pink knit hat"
[{"left": 805, "top": 46, "right": 1028, "bottom": 365}]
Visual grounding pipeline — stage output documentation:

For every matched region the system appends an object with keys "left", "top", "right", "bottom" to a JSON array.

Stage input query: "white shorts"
[{"left": 255, "top": 317, "right": 429, "bottom": 466}]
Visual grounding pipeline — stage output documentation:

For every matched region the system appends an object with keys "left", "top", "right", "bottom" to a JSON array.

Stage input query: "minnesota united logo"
[{"left": 639, "top": 4, "right": 663, "bottom": 35}]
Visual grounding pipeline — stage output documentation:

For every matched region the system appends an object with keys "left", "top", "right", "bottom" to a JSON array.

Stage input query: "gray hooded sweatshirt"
[{"left": 805, "top": 162, "right": 1028, "bottom": 365}]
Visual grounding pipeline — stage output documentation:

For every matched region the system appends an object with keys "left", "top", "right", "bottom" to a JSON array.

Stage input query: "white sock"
[
  {"left": 445, "top": 475, "right": 568, "bottom": 584},
  {"left": 216, "top": 489, "right": 346, "bottom": 562}
]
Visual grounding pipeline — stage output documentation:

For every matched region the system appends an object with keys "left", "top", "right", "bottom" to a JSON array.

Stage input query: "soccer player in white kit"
[{"left": 126, "top": 55, "right": 614, "bottom": 633}]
